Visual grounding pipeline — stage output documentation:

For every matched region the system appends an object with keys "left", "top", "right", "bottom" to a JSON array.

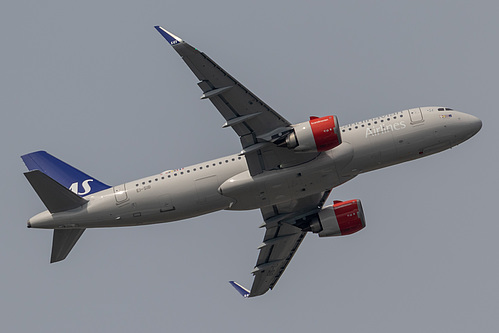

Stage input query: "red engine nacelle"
[
  {"left": 286, "top": 115, "right": 342, "bottom": 152},
  {"left": 310, "top": 199, "right": 366, "bottom": 237}
]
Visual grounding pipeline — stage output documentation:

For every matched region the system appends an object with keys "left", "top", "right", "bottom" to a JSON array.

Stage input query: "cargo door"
[{"left": 158, "top": 194, "right": 175, "bottom": 212}]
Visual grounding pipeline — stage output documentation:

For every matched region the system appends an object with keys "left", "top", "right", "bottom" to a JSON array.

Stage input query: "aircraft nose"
[{"left": 466, "top": 114, "right": 482, "bottom": 138}]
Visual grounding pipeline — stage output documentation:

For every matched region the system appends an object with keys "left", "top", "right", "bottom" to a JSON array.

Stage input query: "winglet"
[
  {"left": 154, "top": 26, "right": 183, "bottom": 46},
  {"left": 229, "top": 281, "right": 250, "bottom": 298}
]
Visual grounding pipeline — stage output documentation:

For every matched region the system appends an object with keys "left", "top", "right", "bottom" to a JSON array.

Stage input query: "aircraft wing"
[
  {"left": 155, "top": 26, "right": 319, "bottom": 175},
  {"left": 242, "top": 190, "right": 332, "bottom": 297},
  {"left": 250, "top": 219, "right": 306, "bottom": 297}
]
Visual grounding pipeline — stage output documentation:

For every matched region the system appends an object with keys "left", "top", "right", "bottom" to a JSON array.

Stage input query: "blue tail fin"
[{"left": 21, "top": 151, "right": 110, "bottom": 196}]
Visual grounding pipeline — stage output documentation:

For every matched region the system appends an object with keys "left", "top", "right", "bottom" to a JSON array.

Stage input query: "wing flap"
[
  {"left": 250, "top": 223, "right": 306, "bottom": 297},
  {"left": 200, "top": 86, "right": 234, "bottom": 100},
  {"left": 246, "top": 191, "right": 332, "bottom": 297}
]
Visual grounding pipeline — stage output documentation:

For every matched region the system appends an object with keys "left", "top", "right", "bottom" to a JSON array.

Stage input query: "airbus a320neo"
[{"left": 22, "top": 27, "right": 482, "bottom": 297}]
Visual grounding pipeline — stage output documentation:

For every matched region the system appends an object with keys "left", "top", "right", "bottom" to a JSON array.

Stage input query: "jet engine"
[
  {"left": 285, "top": 115, "right": 342, "bottom": 152},
  {"left": 310, "top": 199, "right": 365, "bottom": 237}
]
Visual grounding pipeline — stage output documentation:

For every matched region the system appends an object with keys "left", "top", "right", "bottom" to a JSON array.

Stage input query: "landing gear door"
[{"left": 114, "top": 184, "right": 129, "bottom": 204}]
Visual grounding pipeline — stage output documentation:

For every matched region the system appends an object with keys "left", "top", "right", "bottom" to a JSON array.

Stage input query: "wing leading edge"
[{"left": 154, "top": 26, "right": 319, "bottom": 175}]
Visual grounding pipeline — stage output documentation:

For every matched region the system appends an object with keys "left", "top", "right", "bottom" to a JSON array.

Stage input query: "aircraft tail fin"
[
  {"left": 51, "top": 229, "right": 86, "bottom": 263},
  {"left": 21, "top": 151, "right": 110, "bottom": 196},
  {"left": 24, "top": 170, "right": 88, "bottom": 214}
]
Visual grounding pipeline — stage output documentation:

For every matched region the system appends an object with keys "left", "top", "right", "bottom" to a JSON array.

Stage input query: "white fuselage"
[{"left": 28, "top": 107, "right": 481, "bottom": 229}]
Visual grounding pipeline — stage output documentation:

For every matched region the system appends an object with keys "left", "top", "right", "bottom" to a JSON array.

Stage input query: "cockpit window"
[{"left": 438, "top": 107, "right": 454, "bottom": 111}]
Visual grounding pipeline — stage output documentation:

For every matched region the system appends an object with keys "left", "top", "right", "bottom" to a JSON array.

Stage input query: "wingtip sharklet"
[
  {"left": 229, "top": 281, "right": 250, "bottom": 298},
  {"left": 154, "top": 26, "right": 183, "bottom": 46}
]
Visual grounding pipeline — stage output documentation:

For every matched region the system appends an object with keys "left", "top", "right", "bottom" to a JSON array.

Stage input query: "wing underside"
[
  {"left": 250, "top": 222, "right": 307, "bottom": 296},
  {"left": 248, "top": 190, "right": 332, "bottom": 297},
  {"left": 155, "top": 26, "right": 318, "bottom": 175}
]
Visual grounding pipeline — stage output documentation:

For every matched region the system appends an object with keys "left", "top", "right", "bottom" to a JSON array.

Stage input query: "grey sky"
[{"left": 2, "top": 1, "right": 497, "bottom": 332}]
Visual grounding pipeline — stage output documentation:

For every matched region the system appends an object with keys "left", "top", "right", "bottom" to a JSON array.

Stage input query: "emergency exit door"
[
  {"left": 114, "top": 184, "right": 129, "bottom": 204},
  {"left": 408, "top": 107, "right": 424, "bottom": 124}
]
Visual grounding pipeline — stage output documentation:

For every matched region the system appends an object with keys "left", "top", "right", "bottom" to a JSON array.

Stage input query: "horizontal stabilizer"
[
  {"left": 51, "top": 229, "right": 85, "bottom": 263},
  {"left": 24, "top": 170, "right": 88, "bottom": 213},
  {"left": 229, "top": 281, "right": 250, "bottom": 298}
]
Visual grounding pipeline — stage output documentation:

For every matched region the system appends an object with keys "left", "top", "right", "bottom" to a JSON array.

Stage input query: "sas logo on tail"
[{"left": 69, "top": 179, "right": 94, "bottom": 196}]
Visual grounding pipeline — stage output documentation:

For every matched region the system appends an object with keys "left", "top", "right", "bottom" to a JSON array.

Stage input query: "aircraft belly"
[
  {"left": 340, "top": 132, "right": 396, "bottom": 174},
  {"left": 393, "top": 119, "right": 454, "bottom": 159},
  {"left": 221, "top": 157, "right": 339, "bottom": 210},
  {"left": 41, "top": 176, "right": 229, "bottom": 228},
  {"left": 117, "top": 178, "right": 231, "bottom": 225},
  {"left": 75, "top": 159, "right": 245, "bottom": 227},
  {"left": 367, "top": 128, "right": 397, "bottom": 167},
  {"left": 394, "top": 127, "right": 427, "bottom": 158}
]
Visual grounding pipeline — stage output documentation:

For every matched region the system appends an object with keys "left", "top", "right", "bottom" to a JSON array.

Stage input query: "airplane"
[{"left": 22, "top": 26, "right": 482, "bottom": 298}]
